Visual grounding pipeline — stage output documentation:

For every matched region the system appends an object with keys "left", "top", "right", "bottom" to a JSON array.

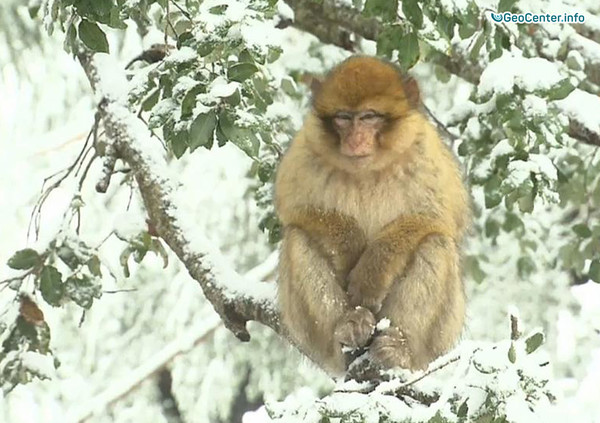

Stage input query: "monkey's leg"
[
  {"left": 279, "top": 227, "right": 373, "bottom": 374},
  {"left": 371, "top": 234, "right": 465, "bottom": 370}
]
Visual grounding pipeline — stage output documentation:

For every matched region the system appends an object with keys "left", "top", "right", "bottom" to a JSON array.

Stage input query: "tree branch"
[
  {"left": 76, "top": 51, "right": 280, "bottom": 342},
  {"left": 284, "top": 0, "right": 600, "bottom": 147}
]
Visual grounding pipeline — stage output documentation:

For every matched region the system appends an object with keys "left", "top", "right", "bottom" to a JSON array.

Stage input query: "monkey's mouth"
[{"left": 344, "top": 153, "right": 372, "bottom": 161}]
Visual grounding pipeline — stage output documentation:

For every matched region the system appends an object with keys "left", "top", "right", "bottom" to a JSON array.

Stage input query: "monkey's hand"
[
  {"left": 346, "top": 261, "right": 388, "bottom": 313},
  {"left": 334, "top": 307, "right": 376, "bottom": 350}
]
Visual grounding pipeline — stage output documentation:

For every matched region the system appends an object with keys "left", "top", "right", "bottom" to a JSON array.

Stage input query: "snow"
[
  {"left": 478, "top": 56, "right": 563, "bottom": 96},
  {"left": 163, "top": 46, "right": 197, "bottom": 65},
  {"left": 491, "top": 139, "right": 514, "bottom": 159},
  {"left": 556, "top": 89, "right": 600, "bottom": 137},
  {"left": 376, "top": 318, "right": 391, "bottom": 331},
  {"left": 522, "top": 94, "right": 548, "bottom": 117},
  {"left": 21, "top": 352, "right": 56, "bottom": 379},
  {"left": 208, "top": 77, "right": 240, "bottom": 98},
  {"left": 569, "top": 33, "right": 600, "bottom": 64}
]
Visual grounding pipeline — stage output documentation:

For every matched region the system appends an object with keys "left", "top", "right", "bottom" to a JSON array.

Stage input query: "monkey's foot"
[
  {"left": 334, "top": 307, "right": 376, "bottom": 350},
  {"left": 369, "top": 327, "right": 413, "bottom": 370}
]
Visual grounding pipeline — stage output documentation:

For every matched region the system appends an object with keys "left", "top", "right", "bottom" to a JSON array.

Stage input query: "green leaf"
[
  {"left": 267, "top": 46, "right": 283, "bottom": 63},
  {"left": 209, "top": 4, "right": 228, "bottom": 14},
  {"left": 189, "top": 111, "right": 217, "bottom": 151},
  {"left": 547, "top": 78, "right": 575, "bottom": 101},
  {"left": 503, "top": 212, "right": 523, "bottom": 232},
  {"left": 238, "top": 49, "right": 254, "bottom": 63},
  {"left": 498, "top": 0, "right": 519, "bottom": 12},
  {"left": 258, "top": 162, "right": 274, "bottom": 183},
  {"left": 224, "top": 89, "right": 241, "bottom": 106},
  {"left": 508, "top": 343, "right": 517, "bottom": 363},
  {"left": 465, "top": 255, "right": 486, "bottom": 284},
  {"left": 141, "top": 89, "right": 160, "bottom": 112},
  {"left": 108, "top": 6, "right": 127, "bottom": 29},
  {"left": 469, "top": 31, "right": 486, "bottom": 61},
  {"left": 434, "top": 65, "right": 451, "bottom": 83},
  {"left": 457, "top": 400, "right": 469, "bottom": 418},
  {"left": 177, "top": 31, "right": 194, "bottom": 49},
  {"left": 181, "top": 84, "right": 205, "bottom": 118},
  {"left": 228, "top": 62, "right": 258, "bottom": 82},
  {"left": 64, "top": 23, "right": 78, "bottom": 54},
  {"left": 64, "top": 275, "right": 102, "bottom": 309},
  {"left": 376, "top": 25, "right": 403, "bottom": 58},
  {"left": 573, "top": 223, "right": 592, "bottom": 238},
  {"left": 517, "top": 190, "right": 535, "bottom": 213},
  {"left": 589, "top": 259, "right": 600, "bottom": 283},
  {"left": 120, "top": 247, "right": 132, "bottom": 278},
  {"left": 281, "top": 78, "right": 297, "bottom": 96},
  {"left": 436, "top": 14, "right": 455, "bottom": 40},
  {"left": 170, "top": 128, "right": 189, "bottom": 159},
  {"left": 218, "top": 112, "right": 259, "bottom": 158},
  {"left": 28, "top": 3, "right": 41, "bottom": 18},
  {"left": 525, "top": 332, "right": 544, "bottom": 354},
  {"left": 151, "top": 239, "right": 169, "bottom": 268},
  {"left": 363, "top": 0, "right": 398, "bottom": 22},
  {"left": 87, "top": 256, "right": 102, "bottom": 277},
  {"left": 484, "top": 175, "right": 502, "bottom": 208},
  {"left": 39, "top": 266, "right": 63, "bottom": 307},
  {"left": 397, "top": 30, "right": 420, "bottom": 70},
  {"left": 78, "top": 20, "right": 109, "bottom": 53},
  {"left": 485, "top": 218, "right": 500, "bottom": 238},
  {"left": 402, "top": 0, "right": 423, "bottom": 29},
  {"left": 8, "top": 249, "right": 41, "bottom": 270},
  {"left": 458, "top": 21, "right": 477, "bottom": 39},
  {"left": 517, "top": 256, "right": 536, "bottom": 278}
]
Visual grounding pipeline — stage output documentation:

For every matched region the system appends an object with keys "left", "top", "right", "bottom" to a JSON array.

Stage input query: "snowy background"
[{"left": 1, "top": 0, "right": 600, "bottom": 422}]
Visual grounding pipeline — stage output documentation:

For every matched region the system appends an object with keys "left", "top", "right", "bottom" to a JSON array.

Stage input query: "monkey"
[{"left": 275, "top": 56, "right": 471, "bottom": 374}]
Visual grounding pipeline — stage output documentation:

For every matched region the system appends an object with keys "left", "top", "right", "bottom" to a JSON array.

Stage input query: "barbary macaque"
[{"left": 275, "top": 56, "right": 470, "bottom": 374}]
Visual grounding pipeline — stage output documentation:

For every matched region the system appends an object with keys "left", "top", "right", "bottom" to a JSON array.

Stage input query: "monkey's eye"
[
  {"left": 359, "top": 111, "right": 384, "bottom": 121},
  {"left": 333, "top": 112, "right": 353, "bottom": 128},
  {"left": 334, "top": 112, "right": 353, "bottom": 121}
]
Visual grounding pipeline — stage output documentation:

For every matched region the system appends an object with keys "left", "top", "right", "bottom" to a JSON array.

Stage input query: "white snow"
[
  {"left": 163, "top": 46, "right": 197, "bottom": 65},
  {"left": 556, "top": 89, "right": 600, "bottom": 137},
  {"left": 208, "top": 77, "right": 240, "bottom": 98},
  {"left": 21, "top": 352, "right": 56, "bottom": 379},
  {"left": 478, "top": 56, "right": 563, "bottom": 96},
  {"left": 376, "top": 318, "right": 391, "bottom": 331}
]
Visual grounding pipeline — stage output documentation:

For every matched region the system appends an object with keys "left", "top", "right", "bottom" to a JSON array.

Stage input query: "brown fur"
[{"left": 276, "top": 56, "right": 470, "bottom": 374}]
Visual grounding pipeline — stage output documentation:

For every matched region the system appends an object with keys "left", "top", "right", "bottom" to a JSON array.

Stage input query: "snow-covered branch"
[{"left": 76, "top": 51, "right": 280, "bottom": 342}]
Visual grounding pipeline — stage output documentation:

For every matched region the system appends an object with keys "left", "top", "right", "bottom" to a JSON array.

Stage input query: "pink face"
[{"left": 331, "top": 110, "right": 387, "bottom": 158}]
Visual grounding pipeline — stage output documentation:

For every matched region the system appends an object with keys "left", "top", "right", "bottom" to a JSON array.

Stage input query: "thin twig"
[
  {"left": 169, "top": 0, "right": 192, "bottom": 20},
  {"left": 394, "top": 355, "right": 461, "bottom": 392}
]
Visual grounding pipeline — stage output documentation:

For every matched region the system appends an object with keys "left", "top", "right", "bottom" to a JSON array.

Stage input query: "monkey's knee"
[{"left": 369, "top": 327, "right": 429, "bottom": 371}]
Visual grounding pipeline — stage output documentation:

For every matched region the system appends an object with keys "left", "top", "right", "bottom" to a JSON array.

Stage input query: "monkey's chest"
[{"left": 313, "top": 173, "right": 412, "bottom": 239}]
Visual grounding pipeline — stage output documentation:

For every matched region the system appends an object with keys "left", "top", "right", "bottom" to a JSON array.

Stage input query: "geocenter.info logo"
[{"left": 489, "top": 11, "right": 585, "bottom": 23}]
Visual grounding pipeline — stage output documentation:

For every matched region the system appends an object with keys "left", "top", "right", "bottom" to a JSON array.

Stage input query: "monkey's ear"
[
  {"left": 403, "top": 76, "right": 420, "bottom": 106},
  {"left": 302, "top": 74, "right": 323, "bottom": 99}
]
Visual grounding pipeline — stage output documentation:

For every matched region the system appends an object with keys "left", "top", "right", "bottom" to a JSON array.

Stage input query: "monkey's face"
[
  {"left": 307, "top": 56, "right": 421, "bottom": 174},
  {"left": 331, "top": 110, "right": 387, "bottom": 158}
]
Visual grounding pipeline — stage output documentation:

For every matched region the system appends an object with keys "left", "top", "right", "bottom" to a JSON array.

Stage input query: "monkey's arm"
[
  {"left": 280, "top": 206, "right": 367, "bottom": 283},
  {"left": 346, "top": 214, "right": 452, "bottom": 312}
]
